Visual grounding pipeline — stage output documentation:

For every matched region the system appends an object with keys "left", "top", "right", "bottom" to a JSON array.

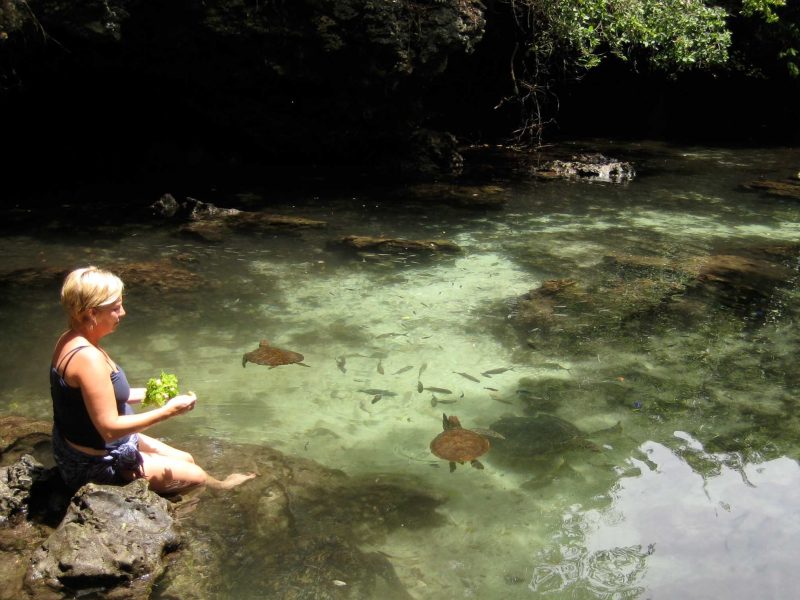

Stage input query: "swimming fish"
[
  {"left": 359, "top": 388, "right": 398, "bottom": 397},
  {"left": 377, "top": 360, "right": 384, "bottom": 375},
  {"left": 336, "top": 356, "right": 347, "bottom": 373},
  {"left": 490, "top": 393, "right": 513, "bottom": 405},
  {"left": 393, "top": 365, "right": 414, "bottom": 375},
  {"left": 454, "top": 371, "right": 480, "bottom": 383},
  {"left": 481, "top": 367, "right": 513, "bottom": 377},
  {"left": 424, "top": 386, "right": 453, "bottom": 394},
  {"left": 430, "top": 396, "right": 457, "bottom": 407},
  {"left": 417, "top": 381, "right": 424, "bottom": 393},
  {"left": 371, "top": 395, "right": 382, "bottom": 404},
  {"left": 418, "top": 362, "right": 428, "bottom": 379}
]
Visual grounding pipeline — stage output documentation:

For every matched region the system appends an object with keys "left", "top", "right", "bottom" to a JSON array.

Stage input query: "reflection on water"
[
  {"left": 534, "top": 436, "right": 800, "bottom": 598},
  {"left": 1, "top": 141, "right": 800, "bottom": 598}
]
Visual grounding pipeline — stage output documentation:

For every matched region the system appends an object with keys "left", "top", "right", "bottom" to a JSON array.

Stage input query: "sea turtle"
[
  {"left": 242, "top": 340, "right": 310, "bottom": 368},
  {"left": 489, "top": 413, "right": 600, "bottom": 457},
  {"left": 488, "top": 413, "right": 620, "bottom": 486},
  {"left": 429, "top": 413, "right": 498, "bottom": 472}
]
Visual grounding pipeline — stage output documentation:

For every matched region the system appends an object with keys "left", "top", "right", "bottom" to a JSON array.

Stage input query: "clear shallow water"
[{"left": 2, "top": 141, "right": 800, "bottom": 598}]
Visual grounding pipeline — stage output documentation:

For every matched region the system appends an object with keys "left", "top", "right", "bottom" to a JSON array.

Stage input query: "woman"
[{"left": 50, "top": 266, "right": 255, "bottom": 493}]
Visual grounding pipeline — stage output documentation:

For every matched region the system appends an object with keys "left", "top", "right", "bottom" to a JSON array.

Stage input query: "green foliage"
[
  {"left": 724, "top": 0, "right": 800, "bottom": 78},
  {"left": 143, "top": 371, "right": 180, "bottom": 408},
  {"left": 526, "top": 0, "right": 731, "bottom": 73},
  {"left": 740, "top": 0, "right": 785, "bottom": 24},
  {"left": 0, "top": 0, "right": 27, "bottom": 35},
  {"left": 503, "top": 0, "right": 735, "bottom": 144}
]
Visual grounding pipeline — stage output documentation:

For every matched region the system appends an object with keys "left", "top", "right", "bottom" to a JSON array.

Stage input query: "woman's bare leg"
[
  {"left": 209, "top": 472, "right": 257, "bottom": 489},
  {"left": 135, "top": 452, "right": 209, "bottom": 493},
  {"left": 130, "top": 446, "right": 257, "bottom": 493},
  {"left": 137, "top": 433, "right": 195, "bottom": 464}
]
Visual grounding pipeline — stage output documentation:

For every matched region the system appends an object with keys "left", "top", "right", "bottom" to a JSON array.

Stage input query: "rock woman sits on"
[{"left": 50, "top": 266, "right": 256, "bottom": 493}]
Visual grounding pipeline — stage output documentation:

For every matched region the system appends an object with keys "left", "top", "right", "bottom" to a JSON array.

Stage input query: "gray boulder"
[{"left": 26, "top": 479, "right": 179, "bottom": 600}]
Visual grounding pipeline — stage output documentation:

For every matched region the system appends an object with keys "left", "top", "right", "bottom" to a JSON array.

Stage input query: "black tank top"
[{"left": 50, "top": 345, "right": 134, "bottom": 450}]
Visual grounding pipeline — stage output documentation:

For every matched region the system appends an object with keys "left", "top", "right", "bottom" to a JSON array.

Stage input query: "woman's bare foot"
[{"left": 210, "top": 472, "right": 257, "bottom": 490}]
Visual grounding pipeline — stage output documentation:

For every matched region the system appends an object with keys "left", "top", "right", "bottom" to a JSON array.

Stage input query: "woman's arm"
[{"left": 73, "top": 350, "right": 195, "bottom": 442}]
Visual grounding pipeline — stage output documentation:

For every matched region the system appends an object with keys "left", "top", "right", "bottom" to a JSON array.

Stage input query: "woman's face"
[{"left": 92, "top": 298, "right": 125, "bottom": 335}]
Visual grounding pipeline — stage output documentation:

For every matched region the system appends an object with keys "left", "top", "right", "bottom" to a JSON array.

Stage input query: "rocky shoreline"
[{"left": 0, "top": 415, "right": 442, "bottom": 599}]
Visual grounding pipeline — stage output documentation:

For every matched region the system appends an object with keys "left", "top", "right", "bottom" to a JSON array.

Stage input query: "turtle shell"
[
  {"left": 242, "top": 340, "right": 305, "bottom": 367},
  {"left": 430, "top": 428, "right": 490, "bottom": 463},
  {"left": 488, "top": 414, "right": 585, "bottom": 457}
]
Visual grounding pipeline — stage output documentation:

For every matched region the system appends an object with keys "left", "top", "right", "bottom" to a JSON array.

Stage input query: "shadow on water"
[{"left": 2, "top": 141, "right": 800, "bottom": 598}]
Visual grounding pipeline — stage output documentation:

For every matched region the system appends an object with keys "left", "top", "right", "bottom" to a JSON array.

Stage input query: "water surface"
[{"left": 2, "top": 141, "right": 799, "bottom": 598}]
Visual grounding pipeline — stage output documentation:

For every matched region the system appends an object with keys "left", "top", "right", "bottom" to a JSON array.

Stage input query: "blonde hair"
[{"left": 61, "top": 266, "right": 124, "bottom": 328}]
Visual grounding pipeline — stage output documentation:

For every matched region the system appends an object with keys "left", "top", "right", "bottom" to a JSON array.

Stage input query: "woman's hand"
[{"left": 165, "top": 392, "right": 197, "bottom": 416}]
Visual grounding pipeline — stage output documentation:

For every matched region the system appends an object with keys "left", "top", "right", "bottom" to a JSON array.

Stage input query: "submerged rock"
[
  {"left": 258, "top": 535, "right": 414, "bottom": 600},
  {"left": 508, "top": 279, "right": 591, "bottom": 336},
  {"left": 405, "top": 182, "right": 509, "bottom": 209},
  {"left": 156, "top": 195, "right": 327, "bottom": 242},
  {"left": 0, "top": 267, "right": 68, "bottom": 290},
  {"left": 509, "top": 243, "right": 800, "bottom": 353},
  {"left": 158, "top": 442, "right": 445, "bottom": 598},
  {"left": 336, "top": 235, "right": 461, "bottom": 254},
  {"left": 113, "top": 260, "right": 207, "bottom": 294},
  {"left": 0, "top": 260, "right": 206, "bottom": 295},
  {"left": 741, "top": 178, "right": 800, "bottom": 200},
  {"left": 179, "top": 211, "right": 327, "bottom": 242},
  {"left": 0, "top": 416, "right": 53, "bottom": 464}
]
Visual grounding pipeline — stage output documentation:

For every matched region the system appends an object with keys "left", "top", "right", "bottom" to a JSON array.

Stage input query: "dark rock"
[
  {"left": 0, "top": 455, "right": 47, "bottom": 524},
  {"left": 150, "top": 193, "right": 180, "bottom": 218},
  {"left": 26, "top": 479, "right": 179, "bottom": 600},
  {"left": 185, "top": 198, "right": 241, "bottom": 220},
  {"left": 150, "top": 196, "right": 240, "bottom": 221},
  {"left": 534, "top": 153, "right": 636, "bottom": 183}
]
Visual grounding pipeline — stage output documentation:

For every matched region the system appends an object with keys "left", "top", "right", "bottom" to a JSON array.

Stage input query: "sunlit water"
[{"left": 2, "top": 141, "right": 800, "bottom": 598}]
